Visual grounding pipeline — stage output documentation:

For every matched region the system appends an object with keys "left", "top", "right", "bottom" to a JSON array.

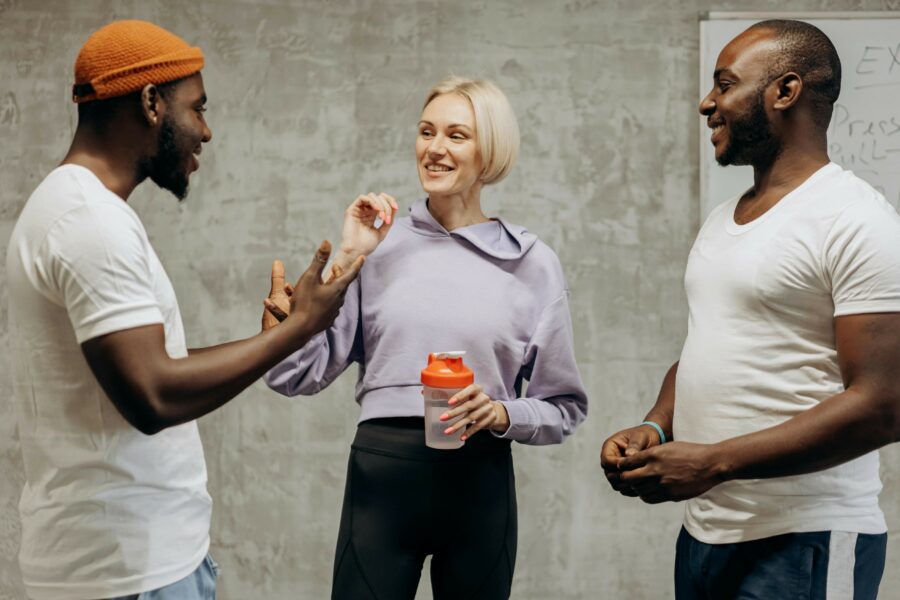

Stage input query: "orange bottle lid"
[{"left": 421, "top": 351, "right": 474, "bottom": 388}]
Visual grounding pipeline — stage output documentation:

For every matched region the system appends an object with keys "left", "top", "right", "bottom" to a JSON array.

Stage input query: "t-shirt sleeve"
[
  {"left": 43, "top": 204, "right": 164, "bottom": 343},
  {"left": 825, "top": 195, "right": 900, "bottom": 317}
]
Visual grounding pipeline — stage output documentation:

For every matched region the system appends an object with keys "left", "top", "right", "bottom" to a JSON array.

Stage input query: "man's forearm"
[
  {"left": 714, "top": 386, "right": 899, "bottom": 482},
  {"left": 85, "top": 320, "right": 316, "bottom": 435},
  {"left": 150, "top": 322, "right": 315, "bottom": 431},
  {"left": 644, "top": 361, "right": 678, "bottom": 439}
]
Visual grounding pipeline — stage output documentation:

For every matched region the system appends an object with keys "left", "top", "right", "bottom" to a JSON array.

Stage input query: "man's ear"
[
  {"left": 772, "top": 72, "right": 803, "bottom": 112},
  {"left": 140, "top": 84, "right": 164, "bottom": 127}
]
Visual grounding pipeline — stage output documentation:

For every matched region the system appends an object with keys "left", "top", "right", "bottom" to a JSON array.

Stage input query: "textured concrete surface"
[{"left": 2, "top": 1, "right": 900, "bottom": 598}]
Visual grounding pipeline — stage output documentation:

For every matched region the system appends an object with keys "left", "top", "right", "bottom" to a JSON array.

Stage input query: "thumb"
[
  {"left": 298, "top": 240, "right": 332, "bottom": 286},
  {"left": 270, "top": 259, "right": 285, "bottom": 296},
  {"left": 333, "top": 255, "right": 365, "bottom": 288},
  {"left": 324, "top": 262, "right": 344, "bottom": 285},
  {"left": 624, "top": 432, "right": 648, "bottom": 457}
]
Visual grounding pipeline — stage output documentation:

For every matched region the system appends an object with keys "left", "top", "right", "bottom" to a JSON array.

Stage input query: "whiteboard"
[{"left": 700, "top": 12, "right": 900, "bottom": 220}]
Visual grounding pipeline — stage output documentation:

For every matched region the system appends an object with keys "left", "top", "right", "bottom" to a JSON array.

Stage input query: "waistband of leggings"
[{"left": 352, "top": 417, "right": 512, "bottom": 461}]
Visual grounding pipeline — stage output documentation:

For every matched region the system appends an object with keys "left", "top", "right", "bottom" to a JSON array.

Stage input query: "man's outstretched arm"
[
  {"left": 618, "top": 312, "right": 900, "bottom": 503},
  {"left": 81, "top": 242, "right": 363, "bottom": 435}
]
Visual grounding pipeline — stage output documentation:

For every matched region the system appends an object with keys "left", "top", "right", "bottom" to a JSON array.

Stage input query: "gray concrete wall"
[{"left": 2, "top": 0, "right": 899, "bottom": 598}]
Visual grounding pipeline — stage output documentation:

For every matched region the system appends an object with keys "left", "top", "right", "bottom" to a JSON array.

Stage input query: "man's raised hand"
[{"left": 263, "top": 241, "right": 363, "bottom": 337}]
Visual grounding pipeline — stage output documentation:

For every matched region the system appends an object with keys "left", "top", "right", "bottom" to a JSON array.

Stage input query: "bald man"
[
  {"left": 6, "top": 20, "right": 361, "bottom": 600},
  {"left": 602, "top": 20, "right": 900, "bottom": 598}
]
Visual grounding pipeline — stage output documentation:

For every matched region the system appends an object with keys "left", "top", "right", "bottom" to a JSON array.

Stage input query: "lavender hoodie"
[{"left": 264, "top": 199, "right": 588, "bottom": 445}]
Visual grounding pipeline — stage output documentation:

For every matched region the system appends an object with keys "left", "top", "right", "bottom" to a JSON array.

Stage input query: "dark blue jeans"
[{"left": 675, "top": 527, "right": 886, "bottom": 600}]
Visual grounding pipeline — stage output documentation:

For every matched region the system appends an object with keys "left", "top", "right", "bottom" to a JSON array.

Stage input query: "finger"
[
  {"left": 629, "top": 479, "right": 661, "bottom": 496},
  {"left": 351, "top": 194, "right": 377, "bottom": 216},
  {"left": 284, "top": 283, "right": 294, "bottom": 297},
  {"left": 298, "top": 240, "right": 332, "bottom": 287},
  {"left": 332, "top": 255, "right": 365, "bottom": 288},
  {"left": 604, "top": 471, "right": 623, "bottom": 489},
  {"left": 377, "top": 193, "right": 395, "bottom": 224},
  {"left": 324, "top": 262, "right": 343, "bottom": 285},
  {"left": 625, "top": 429, "right": 652, "bottom": 456},
  {"left": 618, "top": 449, "right": 652, "bottom": 472},
  {"left": 461, "top": 401, "right": 496, "bottom": 433},
  {"left": 269, "top": 259, "right": 285, "bottom": 296},
  {"left": 442, "top": 395, "right": 487, "bottom": 421},
  {"left": 371, "top": 193, "right": 390, "bottom": 224},
  {"left": 261, "top": 306, "right": 280, "bottom": 331},
  {"left": 378, "top": 195, "right": 393, "bottom": 226},
  {"left": 618, "top": 465, "right": 654, "bottom": 483},
  {"left": 460, "top": 409, "right": 496, "bottom": 441},
  {"left": 366, "top": 192, "right": 386, "bottom": 223},
  {"left": 606, "top": 474, "right": 641, "bottom": 497},
  {"left": 384, "top": 193, "right": 398, "bottom": 212},
  {"left": 442, "top": 401, "right": 479, "bottom": 433},
  {"left": 608, "top": 477, "right": 640, "bottom": 496},
  {"left": 328, "top": 256, "right": 366, "bottom": 293},
  {"left": 467, "top": 401, "right": 495, "bottom": 422},
  {"left": 450, "top": 402, "right": 494, "bottom": 436},
  {"left": 264, "top": 299, "right": 289, "bottom": 322},
  {"left": 600, "top": 439, "right": 626, "bottom": 469},
  {"left": 448, "top": 384, "right": 481, "bottom": 406},
  {"left": 639, "top": 493, "right": 667, "bottom": 505}
]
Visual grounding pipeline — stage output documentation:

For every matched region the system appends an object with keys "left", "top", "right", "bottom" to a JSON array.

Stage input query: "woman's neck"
[{"left": 426, "top": 186, "right": 488, "bottom": 231}]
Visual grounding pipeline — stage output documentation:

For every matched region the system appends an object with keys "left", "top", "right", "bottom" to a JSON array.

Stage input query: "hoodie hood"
[{"left": 405, "top": 198, "right": 537, "bottom": 261}]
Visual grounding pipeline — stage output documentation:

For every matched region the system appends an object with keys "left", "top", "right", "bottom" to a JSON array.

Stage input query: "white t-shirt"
[
  {"left": 6, "top": 165, "right": 211, "bottom": 599},
  {"left": 675, "top": 163, "right": 900, "bottom": 544}
]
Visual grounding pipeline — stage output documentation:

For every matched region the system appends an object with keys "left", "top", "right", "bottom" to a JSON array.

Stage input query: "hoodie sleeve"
[
  {"left": 263, "top": 278, "right": 363, "bottom": 396},
  {"left": 493, "top": 291, "right": 588, "bottom": 445}
]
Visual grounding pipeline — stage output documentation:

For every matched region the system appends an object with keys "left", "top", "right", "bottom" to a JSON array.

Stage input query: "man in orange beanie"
[{"left": 6, "top": 20, "right": 363, "bottom": 600}]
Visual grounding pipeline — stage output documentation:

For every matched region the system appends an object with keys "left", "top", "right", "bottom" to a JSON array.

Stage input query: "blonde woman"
[{"left": 263, "top": 77, "right": 587, "bottom": 599}]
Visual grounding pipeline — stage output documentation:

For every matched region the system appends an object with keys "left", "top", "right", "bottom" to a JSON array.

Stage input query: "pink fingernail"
[
  {"left": 444, "top": 427, "right": 454, "bottom": 435},
  {"left": 460, "top": 435, "right": 468, "bottom": 441},
  {"left": 448, "top": 399, "right": 457, "bottom": 406},
  {"left": 439, "top": 413, "right": 448, "bottom": 421}
]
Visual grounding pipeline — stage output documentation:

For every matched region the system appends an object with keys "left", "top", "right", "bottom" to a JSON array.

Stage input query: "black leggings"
[{"left": 331, "top": 417, "right": 517, "bottom": 600}]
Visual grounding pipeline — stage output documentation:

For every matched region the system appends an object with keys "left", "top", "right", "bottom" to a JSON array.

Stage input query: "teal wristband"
[{"left": 641, "top": 420, "right": 667, "bottom": 444}]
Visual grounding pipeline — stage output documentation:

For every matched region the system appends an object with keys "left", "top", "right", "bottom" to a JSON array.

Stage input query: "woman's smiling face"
[{"left": 416, "top": 93, "right": 483, "bottom": 198}]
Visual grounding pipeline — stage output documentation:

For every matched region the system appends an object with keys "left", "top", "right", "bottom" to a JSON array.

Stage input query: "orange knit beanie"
[{"left": 73, "top": 20, "right": 204, "bottom": 103}]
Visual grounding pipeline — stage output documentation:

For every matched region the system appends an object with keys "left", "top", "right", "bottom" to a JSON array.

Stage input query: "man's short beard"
[
  {"left": 717, "top": 86, "right": 783, "bottom": 168},
  {"left": 142, "top": 116, "right": 190, "bottom": 201}
]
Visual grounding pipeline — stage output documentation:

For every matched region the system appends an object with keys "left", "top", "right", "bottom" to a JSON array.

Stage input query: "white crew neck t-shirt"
[
  {"left": 6, "top": 165, "right": 211, "bottom": 599},
  {"left": 675, "top": 163, "right": 900, "bottom": 544}
]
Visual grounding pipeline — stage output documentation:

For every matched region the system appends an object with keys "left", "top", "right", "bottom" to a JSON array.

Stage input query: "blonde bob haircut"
[{"left": 423, "top": 76, "right": 520, "bottom": 185}]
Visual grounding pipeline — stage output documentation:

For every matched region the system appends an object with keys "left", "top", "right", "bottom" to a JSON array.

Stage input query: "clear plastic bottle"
[{"left": 421, "top": 351, "right": 474, "bottom": 450}]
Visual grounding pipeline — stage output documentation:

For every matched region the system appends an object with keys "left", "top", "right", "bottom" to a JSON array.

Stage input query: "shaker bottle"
[{"left": 421, "top": 351, "right": 474, "bottom": 450}]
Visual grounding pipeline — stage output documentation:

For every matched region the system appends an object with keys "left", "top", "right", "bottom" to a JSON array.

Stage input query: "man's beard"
[
  {"left": 717, "top": 87, "right": 782, "bottom": 168},
  {"left": 143, "top": 116, "right": 191, "bottom": 200}
]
